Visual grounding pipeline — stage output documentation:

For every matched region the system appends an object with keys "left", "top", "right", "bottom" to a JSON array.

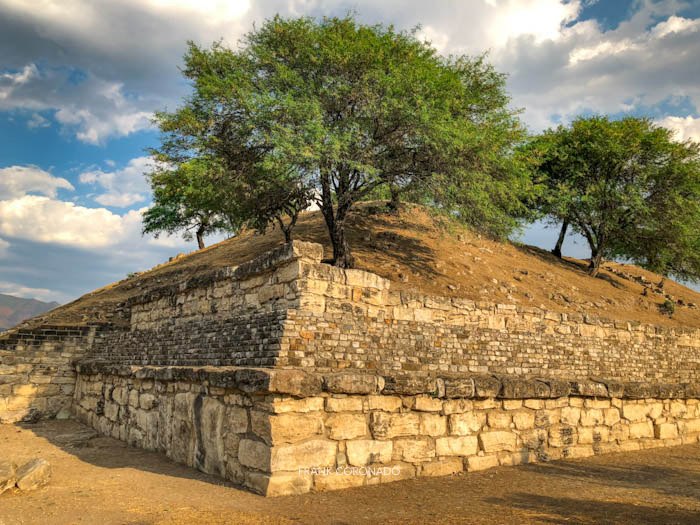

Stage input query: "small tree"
[
  {"left": 526, "top": 116, "right": 700, "bottom": 278},
  {"left": 152, "top": 15, "right": 531, "bottom": 267},
  {"left": 142, "top": 158, "right": 240, "bottom": 249}
]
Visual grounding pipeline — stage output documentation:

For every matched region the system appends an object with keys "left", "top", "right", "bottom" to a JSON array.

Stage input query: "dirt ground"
[{"left": 2, "top": 420, "right": 700, "bottom": 524}]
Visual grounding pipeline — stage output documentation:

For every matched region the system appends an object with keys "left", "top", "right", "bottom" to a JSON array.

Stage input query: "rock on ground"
[
  {"left": 16, "top": 459, "right": 51, "bottom": 491},
  {"left": 0, "top": 461, "right": 17, "bottom": 495}
]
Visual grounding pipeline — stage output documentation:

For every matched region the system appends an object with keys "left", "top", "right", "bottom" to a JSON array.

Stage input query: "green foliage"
[
  {"left": 142, "top": 158, "right": 241, "bottom": 249},
  {"left": 661, "top": 299, "right": 676, "bottom": 317},
  {"left": 523, "top": 116, "right": 700, "bottom": 279},
  {"left": 151, "top": 14, "right": 531, "bottom": 266}
]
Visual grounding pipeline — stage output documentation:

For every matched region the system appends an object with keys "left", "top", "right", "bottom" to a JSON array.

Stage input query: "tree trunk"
[
  {"left": 196, "top": 224, "right": 206, "bottom": 250},
  {"left": 327, "top": 220, "right": 353, "bottom": 268},
  {"left": 387, "top": 187, "right": 401, "bottom": 214},
  {"left": 552, "top": 220, "right": 568, "bottom": 259},
  {"left": 588, "top": 250, "right": 604, "bottom": 277}
]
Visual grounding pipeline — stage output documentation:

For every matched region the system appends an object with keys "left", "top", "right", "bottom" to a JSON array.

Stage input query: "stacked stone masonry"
[
  {"left": 3, "top": 241, "right": 700, "bottom": 495},
  {"left": 91, "top": 241, "right": 700, "bottom": 382},
  {"left": 73, "top": 364, "right": 700, "bottom": 496},
  {"left": 0, "top": 326, "right": 100, "bottom": 423}
]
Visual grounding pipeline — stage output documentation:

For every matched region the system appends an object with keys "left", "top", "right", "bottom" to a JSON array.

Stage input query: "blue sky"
[{"left": 1, "top": 0, "right": 699, "bottom": 303}]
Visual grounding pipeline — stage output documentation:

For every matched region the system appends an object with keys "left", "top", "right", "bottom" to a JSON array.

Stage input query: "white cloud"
[
  {"left": 485, "top": 0, "right": 581, "bottom": 47},
  {"left": 658, "top": 115, "right": 700, "bottom": 142},
  {"left": 27, "top": 112, "right": 50, "bottom": 128},
  {"left": 0, "top": 281, "right": 66, "bottom": 303},
  {"left": 0, "top": 165, "right": 74, "bottom": 199},
  {"left": 79, "top": 156, "right": 153, "bottom": 207}
]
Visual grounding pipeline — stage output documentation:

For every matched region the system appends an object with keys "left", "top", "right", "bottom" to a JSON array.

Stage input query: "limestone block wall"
[
  {"left": 87, "top": 241, "right": 700, "bottom": 383},
  {"left": 0, "top": 325, "right": 99, "bottom": 423},
  {"left": 73, "top": 362, "right": 700, "bottom": 496}
]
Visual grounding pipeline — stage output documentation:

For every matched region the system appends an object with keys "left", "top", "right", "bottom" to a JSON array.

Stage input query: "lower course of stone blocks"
[{"left": 73, "top": 361, "right": 700, "bottom": 496}]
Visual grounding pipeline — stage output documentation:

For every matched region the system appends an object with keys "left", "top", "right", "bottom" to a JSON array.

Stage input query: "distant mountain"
[{"left": 0, "top": 294, "right": 60, "bottom": 332}]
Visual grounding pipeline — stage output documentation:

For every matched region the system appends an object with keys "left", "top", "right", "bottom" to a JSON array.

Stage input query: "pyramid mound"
[{"left": 7, "top": 202, "right": 700, "bottom": 333}]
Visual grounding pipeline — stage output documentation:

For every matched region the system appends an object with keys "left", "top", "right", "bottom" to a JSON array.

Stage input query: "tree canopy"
[
  {"left": 525, "top": 115, "right": 700, "bottom": 279},
  {"left": 148, "top": 14, "right": 532, "bottom": 265}
]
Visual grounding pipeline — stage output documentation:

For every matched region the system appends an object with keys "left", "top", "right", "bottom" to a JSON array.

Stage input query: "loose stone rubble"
[{"left": 0, "top": 458, "right": 51, "bottom": 495}]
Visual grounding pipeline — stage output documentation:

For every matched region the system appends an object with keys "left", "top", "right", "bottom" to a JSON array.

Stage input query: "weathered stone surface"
[
  {"left": 270, "top": 440, "right": 337, "bottom": 472},
  {"left": 414, "top": 396, "right": 443, "bottom": 412},
  {"left": 326, "top": 397, "right": 363, "bottom": 413},
  {"left": 393, "top": 438, "right": 435, "bottom": 463},
  {"left": 473, "top": 376, "right": 501, "bottom": 398},
  {"left": 629, "top": 421, "right": 654, "bottom": 439},
  {"left": 246, "top": 471, "right": 312, "bottom": 497},
  {"left": 436, "top": 436, "right": 478, "bottom": 456},
  {"left": 512, "top": 411, "right": 535, "bottom": 430},
  {"left": 548, "top": 425, "right": 577, "bottom": 448},
  {"left": 443, "top": 377, "right": 475, "bottom": 398},
  {"left": 421, "top": 458, "right": 463, "bottom": 477},
  {"left": 655, "top": 423, "right": 679, "bottom": 439},
  {"left": 238, "top": 439, "right": 270, "bottom": 471},
  {"left": 449, "top": 412, "right": 484, "bottom": 435},
  {"left": 467, "top": 455, "right": 500, "bottom": 472},
  {"left": 501, "top": 378, "right": 549, "bottom": 399},
  {"left": 420, "top": 413, "right": 447, "bottom": 437},
  {"left": 324, "top": 374, "right": 380, "bottom": 395},
  {"left": 269, "top": 396, "right": 324, "bottom": 414},
  {"left": 234, "top": 369, "right": 322, "bottom": 397},
  {"left": 15, "top": 459, "right": 51, "bottom": 491},
  {"left": 253, "top": 412, "right": 324, "bottom": 445},
  {"left": 346, "top": 440, "right": 393, "bottom": 466},
  {"left": 326, "top": 413, "right": 367, "bottom": 440},
  {"left": 479, "top": 431, "right": 517, "bottom": 453},
  {"left": 0, "top": 461, "right": 16, "bottom": 495},
  {"left": 487, "top": 411, "right": 511, "bottom": 429},
  {"left": 622, "top": 404, "right": 648, "bottom": 422},
  {"left": 370, "top": 412, "right": 420, "bottom": 439},
  {"left": 367, "top": 395, "right": 402, "bottom": 412}
]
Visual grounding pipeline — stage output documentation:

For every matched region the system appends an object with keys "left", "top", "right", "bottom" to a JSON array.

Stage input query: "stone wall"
[
  {"left": 89, "top": 241, "right": 700, "bottom": 383},
  {"left": 73, "top": 362, "right": 700, "bottom": 496},
  {"left": 0, "top": 325, "right": 99, "bottom": 423}
]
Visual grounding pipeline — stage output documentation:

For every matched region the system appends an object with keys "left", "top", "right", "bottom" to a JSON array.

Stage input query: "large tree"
[
  {"left": 526, "top": 116, "right": 700, "bottom": 279},
  {"left": 152, "top": 15, "right": 531, "bottom": 267}
]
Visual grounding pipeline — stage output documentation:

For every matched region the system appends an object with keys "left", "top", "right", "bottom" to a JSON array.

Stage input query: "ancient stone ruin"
[{"left": 3, "top": 241, "right": 700, "bottom": 495}]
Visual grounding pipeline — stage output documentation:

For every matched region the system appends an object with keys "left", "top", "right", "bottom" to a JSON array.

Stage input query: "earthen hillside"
[{"left": 6, "top": 202, "right": 700, "bottom": 333}]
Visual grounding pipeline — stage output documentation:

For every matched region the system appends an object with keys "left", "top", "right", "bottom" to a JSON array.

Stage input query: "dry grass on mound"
[{"left": 9, "top": 202, "right": 700, "bottom": 332}]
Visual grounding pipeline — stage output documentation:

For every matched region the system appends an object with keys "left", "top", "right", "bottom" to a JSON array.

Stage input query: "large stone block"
[
  {"left": 420, "top": 458, "right": 464, "bottom": 477},
  {"left": 654, "top": 423, "right": 679, "bottom": 440},
  {"left": 435, "top": 436, "right": 478, "bottom": 456},
  {"left": 479, "top": 431, "right": 517, "bottom": 453},
  {"left": 270, "top": 440, "right": 337, "bottom": 472},
  {"left": 467, "top": 455, "right": 500, "bottom": 472},
  {"left": 238, "top": 439, "right": 271, "bottom": 471},
  {"left": 346, "top": 440, "right": 393, "bottom": 466},
  {"left": 326, "top": 413, "right": 367, "bottom": 440},
  {"left": 622, "top": 404, "right": 648, "bottom": 422},
  {"left": 368, "top": 395, "right": 402, "bottom": 412},
  {"left": 245, "top": 471, "right": 312, "bottom": 497},
  {"left": 420, "top": 413, "right": 447, "bottom": 437},
  {"left": 326, "top": 396, "right": 364, "bottom": 413},
  {"left": 253, "top": 411, "right": 324, "bottom": 445},
  {"left": 449, "top": 412, "right": 484, "bottom": 435},
  {"left": 629, "top": 421, "right": 654, "bottom": 439},
  {"left": 314, "top": 470, "right": 366, "bottom": 491},
  {"left": 370, "top": 412, "right": 420, "bottom": 439},
  {"left": 548, "top": 425, "right": 577, "bottom": 448},
  {"left": 0, "top": 461, "right": 16, "bottom": 495},
  {"left": 393, "top": 438, "right": 435, "bottom": 463}
]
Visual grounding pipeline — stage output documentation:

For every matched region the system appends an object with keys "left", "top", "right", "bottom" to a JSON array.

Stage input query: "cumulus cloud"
[
  {"left": 0, "top": 166, "right": 74, "bottom": 199},
  {"left": 658, "top": 115, "right": 700, "bottom": 142},
  {"left": 79, "top": 156, "right": 153, "bottom": 207},
  {"left": 1, "top": 0, "right": 698, "bottom": 142}
]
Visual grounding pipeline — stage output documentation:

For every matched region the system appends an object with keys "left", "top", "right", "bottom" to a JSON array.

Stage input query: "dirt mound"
[{"left": 6, "top": 202, "right": 700, "bottom": 332}]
